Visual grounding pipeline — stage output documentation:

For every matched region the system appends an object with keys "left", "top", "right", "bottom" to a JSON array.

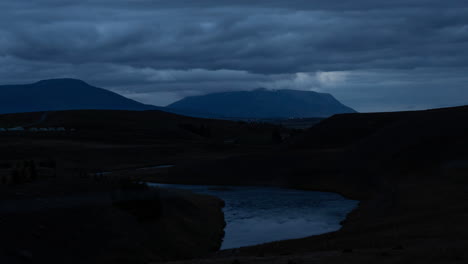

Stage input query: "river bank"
[
  {"left": 145, "top": 167, "right": 468, "bottom": 264},
  {"left": 0, "top": 178, "right": 225, "bottom": 264},
  {"left": 149, "top": 183, "right": 358, "bottom": 250}
]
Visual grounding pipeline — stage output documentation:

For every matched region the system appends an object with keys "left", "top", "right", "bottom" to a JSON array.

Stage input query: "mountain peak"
[
  {"left": 0, "top": 79, "right": 158, "bottom": 114},
  {"left": 253, "top": 88, "right": 269, "bottom": 92},
  {"left": 168, "top": 89, "right": 356, "bottom": 119},
  {"left": 35, "top": 78, "right": 90, "bottom": 86}
]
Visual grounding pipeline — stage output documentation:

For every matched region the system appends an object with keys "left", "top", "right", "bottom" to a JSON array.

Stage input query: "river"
[{"left": 148, "top": 183, "right": 358, "bottom": 249}]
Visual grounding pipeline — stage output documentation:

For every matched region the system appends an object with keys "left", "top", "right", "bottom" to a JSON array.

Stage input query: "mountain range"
[{"left": 0, "top": 79, "right": 356, "bottom": 118}]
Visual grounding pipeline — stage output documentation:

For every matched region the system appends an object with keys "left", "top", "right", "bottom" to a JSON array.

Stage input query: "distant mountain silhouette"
[
  {"left": 0, "top": 78, "right": 158, "bottom": 114},
  {"left": 0, "top": 79, "right": 356, "bottom": 119},
  {"left": 168, "top": 88, "right": 356, "bottom": 118}
]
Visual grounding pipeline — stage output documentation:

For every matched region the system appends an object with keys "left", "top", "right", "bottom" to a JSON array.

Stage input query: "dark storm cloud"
[{"left": 0, "top": 0, "right": 467, "bottom": 111}]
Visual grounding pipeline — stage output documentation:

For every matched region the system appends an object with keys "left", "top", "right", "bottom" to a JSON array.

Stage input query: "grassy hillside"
[
  {"left": 0, "top": 110, "right": 285, "bottom": 174},
  {"left": 3, "top": 106, "right": 468, "bottom": 263},
  {"left": 162, "top": 105, "right": 468, "bottom": 264}
]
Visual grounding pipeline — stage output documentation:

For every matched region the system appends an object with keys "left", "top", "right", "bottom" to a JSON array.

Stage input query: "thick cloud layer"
[{"left": 0, "top": 1, "right": 467, "bottom": 111}]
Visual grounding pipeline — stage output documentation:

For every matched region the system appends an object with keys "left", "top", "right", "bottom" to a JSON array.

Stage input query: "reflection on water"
[{"left": 148, "top": 183, "right": 358, "bottom": 249}]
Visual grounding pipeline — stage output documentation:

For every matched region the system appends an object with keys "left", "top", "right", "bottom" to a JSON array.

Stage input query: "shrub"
[{"left": 112, "top": 179, "right": 163, "bottom": 222}]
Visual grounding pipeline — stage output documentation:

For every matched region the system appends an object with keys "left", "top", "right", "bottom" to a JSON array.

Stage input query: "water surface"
[{"left": 149, "top": 183, "right": 358, "bottom": 249}]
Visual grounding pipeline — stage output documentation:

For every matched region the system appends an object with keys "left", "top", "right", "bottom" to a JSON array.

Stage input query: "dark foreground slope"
[
  {"left": 0, "top": 110, "right": 284, "bottom": 264},
  {"left": 0, "top": 179, "right": 225, "bottom": 264},
  {"left": 168, "top": 88, "right": 356, "bottom": 118},
  {"left": 162, "top": 106, "right": 468, "bottom": 264},
  {"left": 0, "top": 79, "right": 158, "bottom": 114}
]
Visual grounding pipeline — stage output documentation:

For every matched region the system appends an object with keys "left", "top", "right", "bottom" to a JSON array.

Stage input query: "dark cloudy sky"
[{"left": 1, "top": 1, "right": 468, "bottom": 112}]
